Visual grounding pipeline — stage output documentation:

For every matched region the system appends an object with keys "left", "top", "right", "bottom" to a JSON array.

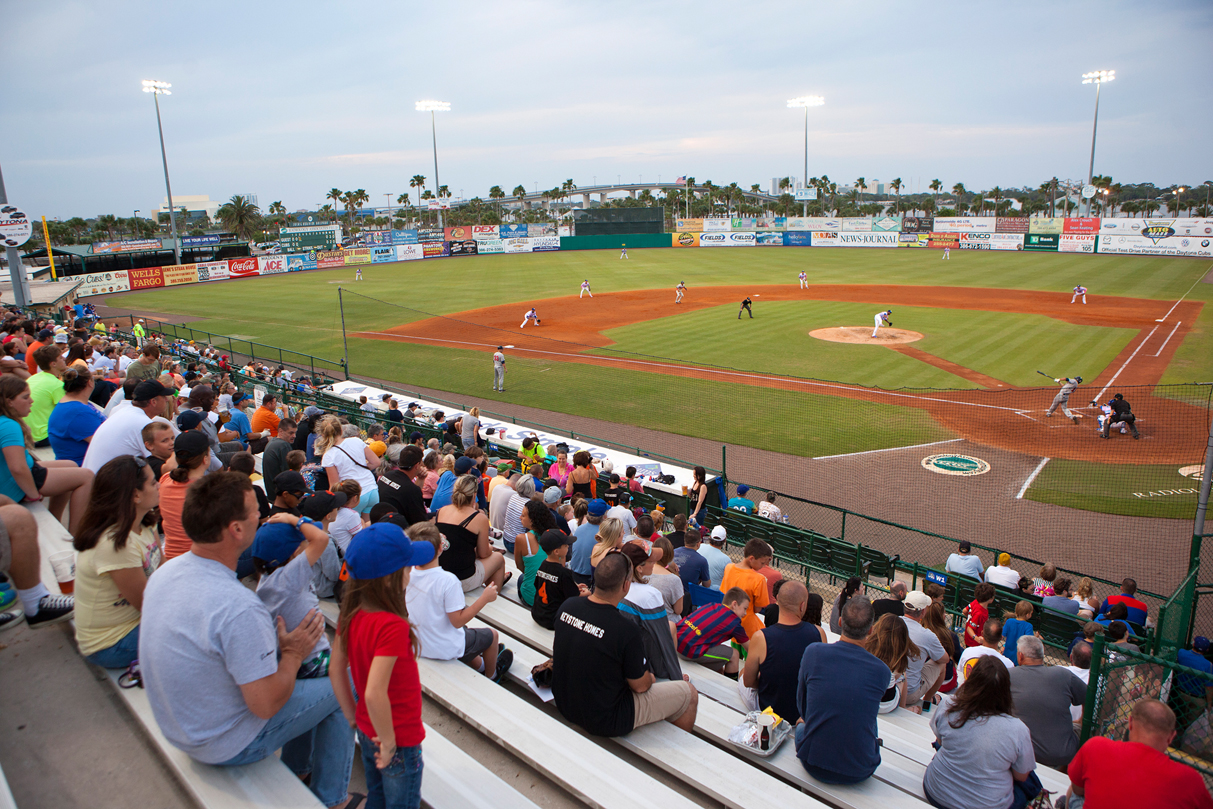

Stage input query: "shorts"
[
  {"left": 459, "top": 559, "right": 487, "bottom": 593},
  {"left": 459, "top": 627, "right": 495, "bottom": 664},
  {"left": 689, "top": 645, "right": 734, "bottom": 672},
  {"left": 0, "top": 513, "right": 10, "bottom": 574},
  {"left": 30, "top": 464, "right": 48, "bottom": 492},
  {"left": 632, "top": 680, "right": 694, "bottom": 730},
  {"left": 353, "top": 487, "right": 379, "bottom": 515}
]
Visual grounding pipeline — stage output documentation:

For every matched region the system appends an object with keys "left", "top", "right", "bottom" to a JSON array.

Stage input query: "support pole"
[
  {"left": 338, "top": 286, "right": 350, "bottom": 378},
  {"left": 1191, "top": 408, "right": 1213, "bottom": 573},
  {"left": 41, "top": 217, "right": 57, "bottom": 280},
  {"left": 0, "top": 162, "right": 31, "bottom": 308},
  {"left": 153, "top": 92, "right": 182, "bottom": 266}
]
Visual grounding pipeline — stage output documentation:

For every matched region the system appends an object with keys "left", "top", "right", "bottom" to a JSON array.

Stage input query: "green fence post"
[
  {"left": 1080, "top": 632, "right": 1107, "bottom": 743},
  {"left": 721, "top": 445, "right": 727, "bottom": 483},
  {"left": 840, "top": 511, "right": 847, "bottom": 543}
]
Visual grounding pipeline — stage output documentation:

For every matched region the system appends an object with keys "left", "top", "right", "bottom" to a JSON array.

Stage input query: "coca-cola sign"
[{"left": 227, "top": 257, "right": 259, "bottom": 277}]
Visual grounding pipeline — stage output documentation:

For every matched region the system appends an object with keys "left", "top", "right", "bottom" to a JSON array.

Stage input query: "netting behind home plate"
[{"left": 337, "top": 290, "right": 1212, "bottom": 615}]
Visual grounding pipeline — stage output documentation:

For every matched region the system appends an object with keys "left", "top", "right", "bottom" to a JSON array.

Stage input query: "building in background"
[{"left": 156, "top": 195, "right": 221, "bottom": 225}]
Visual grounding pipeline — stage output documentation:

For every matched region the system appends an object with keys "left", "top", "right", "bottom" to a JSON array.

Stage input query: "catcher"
[
  {"left": 871, "top": 309, "right": 892, "bottom": 338},
  {"left": 1045, "top": 376, "right": 1083, "bottom": 423}
]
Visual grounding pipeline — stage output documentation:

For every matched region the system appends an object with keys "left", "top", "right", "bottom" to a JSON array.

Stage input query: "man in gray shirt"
[
  {"left": 139, "top": 472, "right": 356, "bottom": 808},
  {"left": 1008, "top": 635, "right": 1086, "bottom": 768},
  {"left": 944, "top": 541, "right": 985, "bottom": 582},
  {"left": 902, "top": 591, "right": 948, "bottom": 705}
]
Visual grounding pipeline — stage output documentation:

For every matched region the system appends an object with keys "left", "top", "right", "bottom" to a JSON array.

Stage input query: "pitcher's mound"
[{"left": 810, "top": 327, "right": 924, "bottom": 345}]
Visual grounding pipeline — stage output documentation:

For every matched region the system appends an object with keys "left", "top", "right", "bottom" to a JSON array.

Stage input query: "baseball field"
[{"left": 96, "top": 246, "right": 1213, "bottom": 590}]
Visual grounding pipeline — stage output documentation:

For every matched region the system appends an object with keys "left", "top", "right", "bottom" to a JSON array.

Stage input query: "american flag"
[{"left": 675, "top": 176, "right": 686, "bottom": 185}]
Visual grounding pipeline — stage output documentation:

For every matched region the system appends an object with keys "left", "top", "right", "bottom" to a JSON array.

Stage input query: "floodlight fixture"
[
  {"left": 1081, "top": 70, "right": 1114, "bottom": 85},
  {"left": 142, "top": 79, "right": 172, "bottom": 95},
  {"left": 415, "top": 100, "right": 450, "bottom": 112}
]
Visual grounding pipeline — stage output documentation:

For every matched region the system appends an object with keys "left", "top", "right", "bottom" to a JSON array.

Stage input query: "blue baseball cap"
[
  {"left": 344, "top": 523, "right": 435, "bottom": 580},
  {"left": 251, "top": 522, "right": 305, "bottom": 568},
  {"left": 736, "top": 484, "right": 750, "bottom": 496},
  {"left": 587, "top": 498, "right": 609, "bottom": 517}
]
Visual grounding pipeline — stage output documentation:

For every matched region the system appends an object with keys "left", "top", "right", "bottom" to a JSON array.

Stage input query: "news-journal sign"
[
  {"left": 699, "top": 231, "right": 756, "bottom": 247},
  {"left": 901, "top": 217, "right": 933, "bottom": 233},
  {"left": 92, "top": 239, "right": 163, "bottom": 254},
  {"left": 1058, "top": 234, "right": 1096, "bottom": 254},
  {"left": 1098, "top": 218, "right": 1213, "bottom": 237},
  {"left": 1097, "top": 234, "right": 1213, "bottom": 258},
  {"left": 1028, "top": 218, "right": 1064, "bottom": 234},
  {"left": 1023, "top": 234, "right": 1060, "bottom": 252},
  {"left": 959, "top": 233, "right": 1024, "bottom": 251},
  {"left": 995, "top": 217, "right": 1029, "bottom": 234},
  {"left": 833, "top": 232, "right": 900, "bottom": 248},
  {"left": 1063, "top": 217, "right": 1100, "bottom": 234},
  {"left": 932, "top": 217, "right": 997, "bottom": 233},
  {"left": 75, "top": 271, "right": 131, "bottom": 297}
]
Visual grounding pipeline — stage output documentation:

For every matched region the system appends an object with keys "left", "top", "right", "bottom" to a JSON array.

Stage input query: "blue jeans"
[
  {"left": 217, "top": 678, "right": 354, "bottom": 807},
  {"left": 85, "top": 624, "right": 140, "bottom": 669},
  {"left": 357, "top": 729, "right": 422, "bottom": 809}
]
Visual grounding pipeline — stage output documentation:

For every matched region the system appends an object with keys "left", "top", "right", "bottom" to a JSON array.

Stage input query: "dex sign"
[{"left": 0, "top": 206, "right": 32, "bottom": 248}]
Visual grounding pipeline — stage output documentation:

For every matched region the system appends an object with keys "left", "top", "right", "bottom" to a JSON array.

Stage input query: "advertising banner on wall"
[
  {"left": 475, "top": 240, "right": 504, "bottom": 255},
  {"left": 531, "top": 236, "right": 560, "bottom": 252},
  {"left": 927, "top": 233, "right": 961, "bottom": 249},
  {"left": 162, "top": 264, "right": 199, "bottom": 286},
  {"left": 784, "top": 231, "right": 812, "bottom": 246},
  {"left": 316, "top": 251, "right": 346, "bottom": 269},
  {"left": 1058, "top": 234, "right": 1096, "bottom": 253},
  {"left": 1023, "top": 234, "right": 1060, "bottom": 251},
  {"left": 391, "top": 229, "right": 419, "bottom": 245},
  {"left": 756, "top": 232, "right": 785, "bottom": 245},
  {"left": 674, "top": 219, "right": 703, "bottom": 232},
  {"left": 959, "top": 233, "right": 1024, "bottom": 250},
  {"left": 872, "top": 216, "right": 902, "bottom": 232},
  {"left": 755, "top": 218, "right": 786, "bottom": 230},
  {"left": 395, "top": 244, "right": 425, "bottom": 261},
  {"left": 932, "top": 217, "right": 997, "bottom": 233},
  {"left": 423, "top": 242, "right": 451, "bottom": 258},
  {"left": 1028, "top": 218, "right": 1064, "bottom": 234},
  {"left": 128, "top": 265, "right": 165, "bottom": 289},
  {"left": 258, "top": 256, "right": 289, "bottom": 274},
  {"left": 417, "top": 227, "right": 445, "bottom": 242},
  {"left": 802, "top": 218, "right": 841, "bottom": 231},
  {"left": 1098, "top": 218, "right": 1213, "bottom": 237},
  {"left": 371, "top": 246, "right": 396, "bottom": 263},
  {"left": 996, "top": 217, "right": 1029, "bottom": 233},
  {"left": 444, "top": 226, "right": 473, "bottom": 241},
  {"left": 898, "top": 233, "right": 929, "bottom": 248},
  {"left": 841, "top": 217, "right": 872, "bottom": 232},
  {"left": 700, "top": 231, "right": 756, "bottom": 247},
  {"left": 702, "top": 218, "right": 730, "bottom": 232},
  {"left": 835, "top": 232, "right": 899, "bottom": 247},
  {"left": 448, "top": 239, "right": 478, "bottom": 256},
  {"left": 344, "top": 249, "right": 371, "bottom": 265},
  {"left": 502, "top": 238, "right": 531, "bottom": 254},
  {"left": 197, "top": 261, "right": 230, "bottom": 281},
  {"left": 227, "top": 257, "right": 259, "bottom": 278},
  {"left": 499, "top": 224, "right": 529, "bottom": 239},
  {"left": 811, "top": 231, "right": 839, "bottom": 246},
  {"left": 92, "top": 239, "right": 162, "bottom": 254},
  {"left": 361, "top": 231, "right": 393, "bottom": 245},
  {"left": 528, "top": 224, "right": 556, "bottom": 237},
  {"left": 286, "top": 254, "right": 316, "bottom": 272},
  {"left": 1097, "top": 233, "right": 1213, "bottom": 258},
  {"left": 901, "top": 217, "right": 933, "bottom": 233},
  {"left": 471, "top": 225, "right": 499, "bottom": 240},
  {"left": 181, "top": 235, "right": 221, "bottom": 248},
  {"left": 672, "top": 232, "right": 700, "bottom": 247},
  {"left": 76, "top": 271, "right": 130, "bottom": 297},
  {"left": 1063, "top": 217, "right": 1100, "bottom": 234}
]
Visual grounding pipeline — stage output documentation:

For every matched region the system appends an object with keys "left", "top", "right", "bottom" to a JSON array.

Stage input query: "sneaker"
[
  {"left": 0, "top": 609, "right": 24, "bottom": 633},
  {"left": 0, "top": 589, "right": 14, "bottom": 610},
  {"left": 1070, "top": 415, "right": 1079, "bottom": 424},
  {"left": 24, "top": 594, "right": 73, "bottom": 628},
  {"left": 492, "top": 648, "right": 514, "bottom": 683}
]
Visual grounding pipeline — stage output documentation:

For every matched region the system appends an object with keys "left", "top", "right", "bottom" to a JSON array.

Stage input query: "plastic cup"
[
  {"left": 49, "top": 551, "right": 76, "bottom": 595},
  {"left": 757, "top": 713, "right": 775, "bottom": 729},
  {"left": 681, "top": 485, "right": 689, "bottom": 496}
]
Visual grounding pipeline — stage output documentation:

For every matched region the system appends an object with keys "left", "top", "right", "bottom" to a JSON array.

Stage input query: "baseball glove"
[{"left": 886, "top": 321, "right": 893, "bottom": 327}]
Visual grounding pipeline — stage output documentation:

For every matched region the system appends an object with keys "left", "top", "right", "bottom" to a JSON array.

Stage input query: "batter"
[
  {"left": 1045, "top": 376, "right": 1083, "bottom": 423},
  {"left": 871, "top": 309, "right": 892, "bottom": 338}
]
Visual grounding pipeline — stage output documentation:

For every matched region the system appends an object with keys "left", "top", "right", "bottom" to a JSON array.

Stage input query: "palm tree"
[
  {"left": 684, "top": 177, "right": 696, "bottom": 218},
  {"left": 856, "top": 177, "right": 867, "bottom": 204},
  {"left": 512, "top": 185, "right": 527, "bottom": 216},
  {"left": 889, "top": 178, "right": 903, "bottom": 214},
  {"left": 951, "top": 182, "right": 966, "bottom": 215},
  {"left": 327, "top": 188, "right": 343, "bottom": 216},
  {"left": 407, "top": 175, "right": 425, "bottom": 211},
  {"left": 929, "top": 179, "right": 942, "bottom": 210},
  {"left": 990, "top": 187, "right": 1003, "bottom": 217},
  {"left": 96, "top": 214, "right": 118, "bottom": 239},
  {"left": 319, "top": 204, "right": 335, "bottom": 222},
  {"left": 217, "top": 195, "right": 261, "bottom": 241},
  {"left": 489, "top": 185, "right": 505, "bottom": 217}
]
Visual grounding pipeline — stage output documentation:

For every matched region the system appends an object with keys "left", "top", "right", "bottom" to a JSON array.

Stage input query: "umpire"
[{"left": 1098, "top": 393, "right": 1140, "bottom": 439}]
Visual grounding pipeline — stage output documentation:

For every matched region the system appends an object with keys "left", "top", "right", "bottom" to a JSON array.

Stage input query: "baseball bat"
[{"left": 1036, "top": 370, "right": 1054, "bottom": 379}]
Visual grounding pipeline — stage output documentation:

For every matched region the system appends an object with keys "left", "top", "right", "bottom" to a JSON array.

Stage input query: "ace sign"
[{"left": 0, "top": 206, "right": 32, "bottom": 248}]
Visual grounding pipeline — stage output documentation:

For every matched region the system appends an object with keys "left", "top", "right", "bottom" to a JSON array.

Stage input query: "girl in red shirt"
[{"left": 330, "top": 523, "right": 436, "bottom": 809}]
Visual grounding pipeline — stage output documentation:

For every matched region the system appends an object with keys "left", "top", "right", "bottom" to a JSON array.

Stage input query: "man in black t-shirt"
[
  {"left": 872, "top": 581, "right": 907, "bottom": 620},
  {"left": 552, "top": 553, "right": 698, "bottom": 737},
  {"left": 377, "top": 444, "right": 429, "bottom": 525},
  {"left": 532, "top": 530, "right": 588, "bottom": 629}
]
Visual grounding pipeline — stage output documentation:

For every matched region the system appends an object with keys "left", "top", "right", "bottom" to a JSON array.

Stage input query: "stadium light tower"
[
  {"left": 416, "top": 100, "right": 450, "bottom": 227},
  {"left": 1081, "top": 70, "right": 1113, "bottom": 217},
  {"left": 142, "top": 79, "right": 181, "bottom": 265},
  {"left": 787, "top": 95, "right": 825, "bottom": 215}
]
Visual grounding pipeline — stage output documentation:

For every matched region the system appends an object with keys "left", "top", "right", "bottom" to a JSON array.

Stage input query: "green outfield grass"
[{"left": 1025, "top": 458, "right": 1203, "bottom": 519}]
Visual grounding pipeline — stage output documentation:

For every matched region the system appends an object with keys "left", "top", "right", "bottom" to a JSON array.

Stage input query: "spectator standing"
[
  {"left": 437, "top": 474, "right": 506, "bottom": 592},
  {"left": 551, "top": 553, "right": 698, "bottom": 736},
  {"left": 71, "top": 455, "right": 162, "bottom": 668},
  {"left": 726, "top": 484, "right": 753, "bottom": 514},
  {"left": 795, "top": 596, "right": 889, "bottom": 784},
  {"left": 567, "top": 497, "right": 606, "bottom": 585},
  {"left": 459, "top": 407, "right": 480, "bottom": 450},
  {"left": 26, "top": 344, "right": 66, "bottom": 447},
  {"left": 742, "top": 581, "right": 819, "bottom": 722},
  {"left": 756, "top": 491, "right": 782, "bottom": 522},
  {"left": 1008, "top": 635, "right": 1085, "bottom": 768},
  {"left": 675, "top": 587, "right": 750, "bottom": 674},
  {"left": 261, "top": 418, "right": 297, "bottom": 502},
  {"left": 719, "top": 538, "right": 772, "bottom": 638},
  {"left": 47, "top": 366, "right": 104, "bottom": 467},
  {"left": 698, "top": 525, "right": 731, "bottom": 589},
  {"left": 944, "top": 541, "right": 985, "bottom": 581},
  {"left": 872, "top": 581, "right": 908, "bottom": 619},
  {"left": 922, "top": 655, "right": 1039, "bottom": 809},
  {"left": 1001, "top": 601, "right": 1037, "bottom": 665},
  {"left": 985, "top": 552, "right": 1021, "bottom": 589},
  {"left": 865, "top": 614, "right": 920, "bottom": 713},
  {"left": 138, "top": 473, "right": 357, "bottom": 807},
  {"left": 330, "top": 523, "right": 433, "bottom": 809},
  {"left": 688, "top": 465, "right": 708, "bottom": 525},
  {"left": 317, "top": 418, "right": 381, "bottom": 515},
  {"left": 902, "top": 590, "right": 948, "bottom": 706},
  {"left": 672, "top": 527, "right": 710, "bottom": 593},
  {"left": 958, "top": 618, "right": 1013, "bottom": 685}
]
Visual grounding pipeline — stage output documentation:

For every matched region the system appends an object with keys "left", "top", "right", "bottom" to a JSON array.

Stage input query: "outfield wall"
[{"left": 73, "top": 216, "right": 1213, "bottom": 297}]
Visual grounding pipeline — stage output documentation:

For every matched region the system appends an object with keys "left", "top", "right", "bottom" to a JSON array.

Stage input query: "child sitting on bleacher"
[
  {"left": 405, "top": 522, "right": 513, "bottom": 683},
  {"left": 330, "top": 522, "right": 434, "bottom": 809},
  {"left": 676, "top": 587, "right": 751, "bottom": 675},
  {"left": 250, "top": 514, "right": 334, "bottom": 678},
  {"left": 1001, "top": 600, "right": 1037, "bottom": 665},
  {"left": 531, "top": 530, "right": 589, "bottom": 629},
  {"left": 964, "top": 582, "right": 996, "bottom": 648},
  {"left": 329, "top": 479, "right": 364, "bottom": 552}
]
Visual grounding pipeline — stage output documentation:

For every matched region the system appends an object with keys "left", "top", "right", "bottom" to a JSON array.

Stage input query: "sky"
[{"left": 2, "top": 0, "right": 1211, "bottom": 221}]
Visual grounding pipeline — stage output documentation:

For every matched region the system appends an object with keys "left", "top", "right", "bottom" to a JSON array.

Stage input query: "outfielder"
[
  {"left": 580, "top": 279, "right": 593, "bottom": 298},
  {"left": 942, "top": 247, "right": 950, "bottom": 260},
  {"left": 520, "top": 307, "right": 541, "bottom": 329},
  {"left": 493, "top": 346, "right": 506, "bottom": 391},
  {"left": 675, "top": 281, "right": 687, "bottom": 303},
  {"left": 355, "top": 267, "right": 363, "bottom": 281},
  {"left": 799, "top": 271, "right": 808, "bottom": 289},
  {"left": 738, "top": 296, "right": 753, "bottom": 319},
  {"left": 871, "top": 309, "right": 892, "bottom": 338},
  {"left": 1045, "top": 376, "right": 1083, "bottom": 423},
  {"left": 1071, "top": 285, "right": 1087, "bottom": 304},
  {"left": 619, "top": 243, "right": 628, "bottom": 259}
]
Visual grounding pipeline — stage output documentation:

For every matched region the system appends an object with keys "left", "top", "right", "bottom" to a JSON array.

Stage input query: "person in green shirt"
[
  {"left": 131, "top": 319, "right": 146, "bottom": 346},
  {"left": 26, "top": 344, "right": 66, "bottom": 447}
]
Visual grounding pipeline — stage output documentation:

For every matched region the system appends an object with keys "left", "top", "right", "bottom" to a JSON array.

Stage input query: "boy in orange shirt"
[{"left": 719, "top": 538, "right": 773, "bottom": 638}]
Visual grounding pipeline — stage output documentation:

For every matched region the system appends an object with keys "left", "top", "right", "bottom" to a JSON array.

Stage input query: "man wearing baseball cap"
[
  {"left": 83, "top": 379, "right": 176, "bottom": 473},
  {"left": 269, "top": 471, "right": 311, "bottom": 517},
  {"left": 224, "top": 393, "right": 257, "bottom": 450},
  {"left": 567, "top": 498, "right": 608, "bottom": 585},
  {"left": 902, "top": 590, "right": 948, "bottom": 707},
  {"left": 698, "top": 525, "right": 731, "bottom": 589}
]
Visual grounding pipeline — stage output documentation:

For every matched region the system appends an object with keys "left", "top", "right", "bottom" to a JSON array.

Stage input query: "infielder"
[
  {"left": 1071, "top": 285, "right": 1087, "bottom": 304},
  {"left": 871, "top": 309, "right": 892, "bottom": 338},
  {"left": 493, "top": 346, "right": 506, "bottom": 391},
  {"left": 738, "top": 297, "right": 753, "bottom": 319},
  {"left": 942, "top": 247, "right": 950, "bottom": 260},
  {"left": 580, "top": 279, "right": 593, "bottom": 298},
  {"left": 675, "top": 281, "right": 687, "bottom": 303},
  {"left": 520, "top": 307, "right": 541, "bottom": 329},
  {"left": 799, "top": 271, "right": 808, "bottom": 289},
  {"left": 355, "top": 267, "right": 363, "bottom": 281},
  {"left": 1045, "top": 376, "right": 1083, "bottom": 423},
  {"left": 619, "top": 243, "right": 628, "bottom": 259}
]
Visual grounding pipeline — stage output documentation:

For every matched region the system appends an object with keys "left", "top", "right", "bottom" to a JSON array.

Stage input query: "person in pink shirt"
[{"left": 548, "top": 448, "right": 572, "bottom": 489}]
